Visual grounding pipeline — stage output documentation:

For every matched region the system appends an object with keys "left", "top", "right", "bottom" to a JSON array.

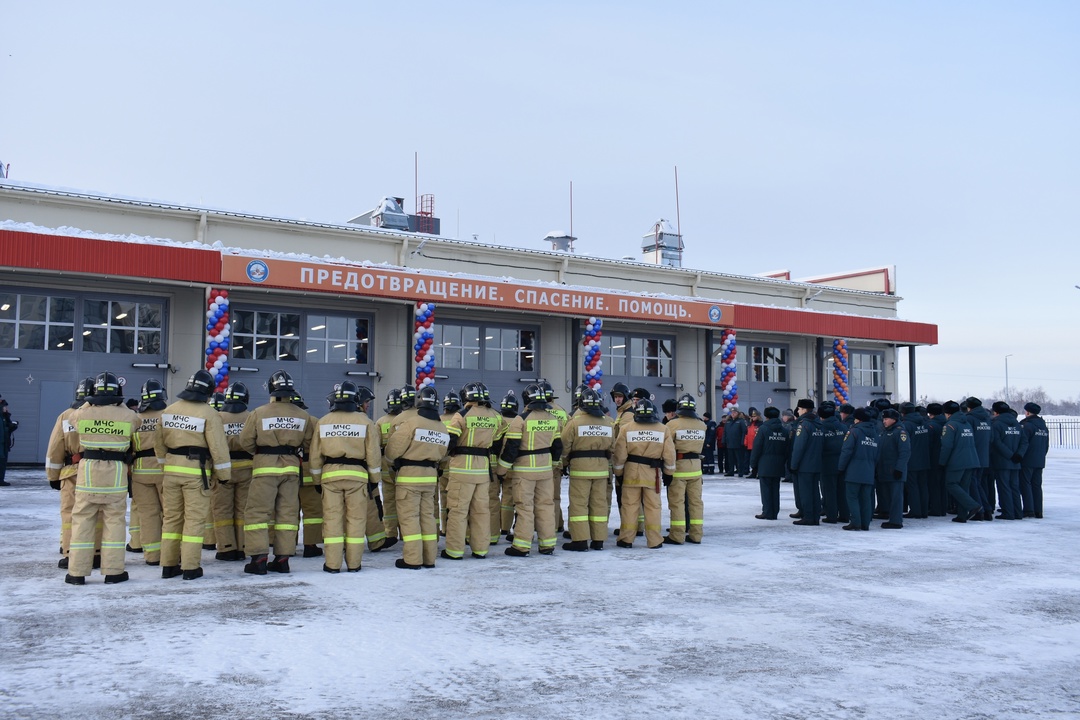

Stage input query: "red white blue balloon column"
[
  {"left": 583, "top": 317, "right": 603, "bottom": 390},
  {"left": 832, "top": 339, "right": 850, "bottom": 403},
  {"left": 719, "top": 329, "right": 738, "bottom": 412},
  {"left": 205, "top": 289, "right": 231, "bottom": 394},
  {"left": 414, "top": 301, "right": 435, "bottom": 390}
]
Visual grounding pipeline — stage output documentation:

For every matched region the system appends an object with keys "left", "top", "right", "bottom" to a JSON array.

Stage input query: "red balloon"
[{"left": 219, "top": 290, "right": 228, "bottom": 298}]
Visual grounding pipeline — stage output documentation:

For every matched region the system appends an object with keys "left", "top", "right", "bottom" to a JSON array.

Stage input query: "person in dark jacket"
[
  {"left": 749, "top": 407, "right": 789, "bottom": 520},
  {"left": 1019, "top": 402, "right": 1049, "bottom": 518},
  {"left": 722, "top": 410, "right": 747, "bottom": 477},
  {"left": 818, "top": 401, "right": 845, "bottom": 524},
  {"left": 838, "top": 407, "right": 879, "bottom": 531},
  {"left": 875, "top": 409, "right": 911, "bottom": 528},
  {"left": 964, "top": 397, "right": 995, "bottom": 521},
  {"left": 990, "top": 401, "right": 1028, "bottom": 520},
  {"left": 789, "top": 399, "right": 824, "bottom": 526},
  {"left": 0, "top": 396, "right": 17, "bottom": 487},
  {"left": 838, "top": 403, "right": 855, "bottom": 430},
  {"left": 701, "top": 413, "right": 717, "bottom": 475},
  {"left": 939, "top": 401, "right": 982, "bottom": 522},
  {"left": 925, "top": 403, "right": 948, "bottom": 516},
  {"left": 900, "top": 402, "right": 931, "bottom": 519}
]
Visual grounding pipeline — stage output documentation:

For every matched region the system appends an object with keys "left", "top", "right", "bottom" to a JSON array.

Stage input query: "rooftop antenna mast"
[
  {"left": 569, "top": 180, "right": 574, "bottom": 243},
  {"left": 675, "top": 165, "right": 683, "bottom": 266}
]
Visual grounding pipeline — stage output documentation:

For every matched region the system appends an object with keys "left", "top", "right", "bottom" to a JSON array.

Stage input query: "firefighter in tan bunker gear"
[
  {"left": 308, "top": 382, "right": 381, "bottom": 573},
  {"left": 438, "top": 390, "right": 463, "bottom": 534},
  {"left": 610, "top": 383, "right": 645, "bottom": 537},
  {"left": 384, "top": 386, "right": 452, "bottom": 569},
  {"left": 493, "top": 391, "right": 519, "bottom": 542},
  {"left": 560, "top": 387, "right": 615, "bottom": 551},
  {"left": 372, "top": 389, "right": 403, "bottom": 547},
  {"left": 442, "top": 382, "right": 505, "bottom": 560},
  {"left": 154, "top": 370, "right": 232, "bottom": 580},
  {"left": 45, "top": 377, "right": 98, "bottom": 570},
  {"left": 663, "top": 394, "right": 707, "bottom": 545},
  {"left": 63, "top": 372, "right": 140, "bottom": 585},
  {"left": 612, "top": 398, "right": 675, "bottom": 549},
  {"left": 130, "top": 380, "right": 168, "bottom": 566},
  {"left": 240, "top": 370, "right": 314, "bottom": 575},
  {"left": 539, "top": 380, "right": 569, "bottom": 533},
  {"left": 290, "top": 394, "right": 324, "bottom": 558},
  {"left": 213, "top": 383, "right": 253, "bottom": 561},
  {"left": 499, "top": 384, "right": 562, "bottom": 557}
]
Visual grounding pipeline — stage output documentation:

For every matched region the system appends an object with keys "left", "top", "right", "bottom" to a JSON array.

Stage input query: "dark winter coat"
[
  {"left": 1019, "top": 414, "right": 1049, "bottom": 469},
  {"left": 939, "top": 413, "right": 979, "bottom": 471},
  {"left": 723, "top": 416, "right": 747, "bottom": 449},
  {"left": 838, "top": 422, "right": 879, "bottom": 485},
  {"left": 927, "top": 414, "right": 946, "bottom": 467},
  {"left": 990, "top": 412, "right": 1028, "bottom": 471},
  {"left": 749, "top": 417, "right": 789, "bottom": 478},
  {"left": 902, "top": 413, "right": 931, "bottom": 472},
  {"left": 819, "top": 415, "right": 846, "bottom": 475},
  {"left": 876, "top": 422, "right": 912, "bottom": 482},
  {"left": 966, "top": 406, "right": 993, "bottom": 468},
  {"left": 789, "top": 412, "right": 824, "bottom": 474}
]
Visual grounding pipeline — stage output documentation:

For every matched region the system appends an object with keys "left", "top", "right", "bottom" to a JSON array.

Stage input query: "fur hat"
[
  {"left": 817, "top": 401, "right": 836, "bottom": 418},
  {"left": 991, "top": 401, "right": 1011, "bottom": 414},
  {"left": 764, "top": 406, "right": 780, "bottom": 419},
  {"left": 942, "top": 401, "right": 961, "bottom": 415},
  {"left": 796, "top": 399, "right": 814, "bottom": 410},
  {"left": 838, "top": 403, "right": 855, "bottom": 415},
  {"left": 966, "top": 396, "right": 983, "bottom": 409},
  {"left": 899, "top": 402, "right": 917, "bottom": 414},
  {"left": 853, "top": 407, "right": 873, "bottom": 422},
  {"left": 1024, "top": 402, "right": 1041, "bottom": 415},
  {"left": 926, "top": 402, "right": 943, "bottom": 415},
  {"left": 882, "top": 408, "right": 901, "bottom": 421}
]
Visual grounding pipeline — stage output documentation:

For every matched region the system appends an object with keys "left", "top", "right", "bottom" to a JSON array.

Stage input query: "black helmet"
[
  {"left": 400, "top": 386, "right": 417, "bottom": 410},
  {"left": 500, "top": 390, "right": 519, "bottom": 418},
  {"left": 443, "top": 390, "right": 462, "bottom": 414},
  {"left": 580, "top": 387, "right": 604, "bottom": 417},
  {"left": 385, "top": 388, "right": 402, "bottom": 414},
  {"left": 462, "top": 381, "right": 487, "bottom": 404},
  {"left": 290, "top": 393, "right": 308, "bottom": 410},
  {"left": 538, "top": 379, "right": 556, "bottom": 403},
  {"left": 75, "top": 376, "right": 96, "bottom": 402},
  {"left": 225, "top": 382, "right": 250, "bottom": 405},
  {"left": 178, "top": 369, "right": 215, "bottom": 402},
  {"left": 481, "top": 385, "right": 491, "bottom": 406},
  {"left": 417, "top": 386, "right": 439, "bottom": 411},
  {"left": 355, "top": 385, "right": 376, "bottom": 407},
  {"left": 633, "top": 398, "right": 659, "bottom": 423},
  {"left": 522, "top": 383, "right": 545, "bottom": 407},
  {"left": 269, "top": 369, "right": 295, "bottom": 399},
  {"left": 676, "top": 393, "right": 698, "bottom": 417},
  {"left": 333, "top": 381, "right": 359, "bottom": 404},
  {"left": 572, "top": 383, "right": 590, "bottom": 409},
  {"left": 88, "top": 372, "right": 123, "bottom": 406},
  {"left": 140, "top": 379, "right": 167, "bottom": 404},
  {"left": 610, "top": 382, "right": 630, "bottom": 404},
  {"left": 209, "top": 392, "right": 226, "bottom": 410}
]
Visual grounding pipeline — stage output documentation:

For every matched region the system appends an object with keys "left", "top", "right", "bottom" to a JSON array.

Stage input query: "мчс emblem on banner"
[
  {"left": 708, "top": 305, "right": 722, "bottom": 323},
  {"left": 246, "top": 260, "right": 269, "bottom": 283}
]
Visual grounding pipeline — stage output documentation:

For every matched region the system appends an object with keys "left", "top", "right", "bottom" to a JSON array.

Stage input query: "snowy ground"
[{"left": 2, "top": 454, "right": 1079, "bottom": 720}]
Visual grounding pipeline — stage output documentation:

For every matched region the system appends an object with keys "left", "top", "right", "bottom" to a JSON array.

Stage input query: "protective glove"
[
  {"left": 1011, "top": 453, "right": 1023, "bottom": 464},
  {"left": 662, "top": 473, "right": 673, "bottom": 487},
  {"left": 893, "top": 469, "right": 903, "bottom": 480},
  {"left": 49, "top": 480, "right": 62, "bottom": 491},
  {"left": 367, "top": 482, "right": 378, "bottom": 498}
]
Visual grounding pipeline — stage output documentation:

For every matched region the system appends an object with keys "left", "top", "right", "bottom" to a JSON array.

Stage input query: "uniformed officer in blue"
[
  {"left": 838, "top": 407, "right": 879, "bottom": 531},
  {"left": 899, "top": 402, "right": 931, "bottom": 519},
  {"left": 817, "top": 401, "right": 845, "bottom": 524},
  {"left": 939, "top": 400, "right": 983, "bottom": 522},
  {"left": 1019, "top": 402, "right": 1049, "bottom": 518},
  {"left": 789, "top": 399, "right": 824, "bottom": 526},
  {"left": 875, "top": 408, "right": 911, "bottom": 528},
  {"left": 989, "top": 401, "right": 1027, "bottom": 520},
  {"left": 748, "top": 406, "right": 789, "bottom": 520}
]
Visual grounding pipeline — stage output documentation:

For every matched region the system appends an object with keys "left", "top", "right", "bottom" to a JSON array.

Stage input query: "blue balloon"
[
  {"left": 204, "top": 347, "right": 213, "bottom": 356},
  {"left": 596, "top": 370, "right": 603, "bottom": 377}
]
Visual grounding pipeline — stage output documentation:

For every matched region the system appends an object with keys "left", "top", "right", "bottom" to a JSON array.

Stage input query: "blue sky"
[{"left": 3, "top": 1, "right": 1078, "bottom": 401}]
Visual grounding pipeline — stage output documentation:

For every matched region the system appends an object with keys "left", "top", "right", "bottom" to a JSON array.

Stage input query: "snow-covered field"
[{"left": 2, "top": 454, "right": 1079, "bottom": 720}]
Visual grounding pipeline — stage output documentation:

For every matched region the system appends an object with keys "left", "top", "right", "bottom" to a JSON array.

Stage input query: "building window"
[
  {"left": 433, "top": 323, "right": 480, "bottom": 370},
  {"left": 748, "top": 345, "right": 787, "bottom": 383},
  {"left": 603, "top": 334, "right": 627, "bottom": 376},
  {"left": 485, "top": 328, "right": 535, "bottom": 372},
  {"left": 0, "top": 292, "right": 76, "bottom": 351},
  {"left": 82, "top": 299, "right": 163, "bottom": 354},
  {"left": 630, "top": 337, "right": 672, "bottom": 377},
  {"left": 231, "top": 310, "right": 301, "bottom": 361},
  {"left": 850, "top": 351, "right": 883, "bottom": 387},
  {"left": 305, "top": 315, "right": 369, "bottom": 364}
]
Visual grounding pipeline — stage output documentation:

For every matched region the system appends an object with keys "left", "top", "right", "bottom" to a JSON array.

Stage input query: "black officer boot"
[
  {"left": 268, "top": 556, "right": 290, "bottom": 574},
  {"left": 104, "top": 571, "right": 130, "bottom": 584},
  {"left": 244, "top": 554, "right": 268, "bottom": 575},
  {"left": 504, "top": 546, "right": 529, "bottom": 557},
  {"left": 323, "top": 564, "right": 340, "bottom": 574},
  {"left": 562, "top": 540, "right": 588, "bottom": 552},
  {"left": 64, "top": 574, "right": 85, "bottom": 585},
  {"left": 57, "top": 557, "right": 69, "bottom": 569},
  {"left": 182, "top": 568, "right": 203, "bottom": 580},
  {"left": 589, "top": 541, "right": 604, "bottom": 551},
  {"left": 303, "top": 545, "right": 323, "bottom": 558},
  {"left": 395, "top": 558, "right": 422, "bottom": 570},
  {"left": 161, "top": 565, "right": 182, "bottom": 579}
]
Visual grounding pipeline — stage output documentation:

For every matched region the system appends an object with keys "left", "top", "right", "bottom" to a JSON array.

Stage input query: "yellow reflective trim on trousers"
[
  {"left": 539, "top": 537, "right": 556, "bottom": 548},
  {"left": 443, "top": 548, "right": 464, "bottom": 558},
  {"left": 181, "top": 535, "right": 204, "bottom": 544},
  {"left": 214, "top": 519, "right": 235, "bottom": 528},
  {"left": 244, "top": 522, "right": 269, "bottom": 531},
  {"left": 302, "top": 518, "right": 323, "bottom": 525},
  {"left": 570, "top": 471, "right": 611, "bottom": 478},
  {"left": 252, "top": 467, "right": 299, "bottom": 477},
  {"left": 345, "top": 537, "right": 365, "bottom": 545},
  {"left": 142, "top": 542, "right": 161, "bottom": 551},
  {"left": 324, "top": 536, "right": 345, "bottom": 544},
  {"left": 161, "top": 532, "right": 182, "bottom": 540},
  {"left": 689, "top": 519, "right": 703, "bottom": 525},
  {"left": 321, "top": 469, "right": 369, "bottom": 481},
  {"left": 402, "top": 533, "right": 422, "bottom": 542},
  {"left": 274, "top": 523, "right": 299, "bottom": 531},
  {"left": 162, "top": 465, "right": 204, "bottom": 476},
  {"left": 670, "top": 520, "right": 686, "bottom": 527},
  {"left": 367, "top": 531, "right": 386, "bottom": 543},
  {"left": 512, "top": 538, "right": 532, "bottom": 550},
  {"left": 421, "top": 534, "right": 438, "bottom": 542},
  {"left": 101, "top": 541, "right": 126, "bottom": 549},
  {"left": 70, "top": 543, "right": 95, "bottom": 550},
  {"left": 568, "top": 515, "right": 589, "bottom": 522},
  {"left": 673, "top": 471, "right": 701, "bottom": 479},
  {"left": 396, "top": 477, "right": 436, "bottom": 484},
  {"left": 589, "top": 515, "right": 608, "bottom": 522}
]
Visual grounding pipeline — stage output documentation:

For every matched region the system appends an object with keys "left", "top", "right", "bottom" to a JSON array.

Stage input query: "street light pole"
[{"left": 1005, "top": 354, "right": 1013, "bottom": 399}]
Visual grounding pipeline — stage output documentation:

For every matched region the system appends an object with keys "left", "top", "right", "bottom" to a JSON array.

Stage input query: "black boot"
[
  {"left": 215, "top": 551, "right": 235, "bottom": 561},
  {"left": 439, "top": 549, "right": 462, "bottom": 560},
  {"left": 562, "top": 530, "right": 572, "bottom": 539},
  {"left": 244, "top": 554, "right": 268, "bottom": 575},
  {"left": 504, "top": 546, "right": 529, "bottom": 557},
  {"left": 104, "top": 571, "right": 130, "bottom": 584},
  {"left": 395, "top": 558, "right": 422, "bottom": 570},
  {"left": 202, "top": 543, "right": 216, "bottom": 550},
  {"left": 538, "top": 547, "right": 554, "bottom": 555},
  {"left": 182, "top": 568, "right": 203, "bottom": 580},
  {"left": 323, "top": 564, "right": 340, "bottom": 574},
  {"left": 64, "top": 574, "right": 85, "bottom": 585},
  {"left": 57, "top": 557, "right": 69, "bottom": 569},
  {"left": 589, "top": 541, "right": 604, "bottom": 551},
  {"left": 161, "top": 565, "right": 182, "bottom": 579},
  {"left": 126, "top": 544, "right": 143, "bottom": 554},
  {"left": 662, "top": 535, "right": 683, "bottom": 545},
  {"left": 268, "top": 556, "right": 290, "bottom": 574},
  {"left": 616, "top": 540, "right": 634, "bottom": 548},
  {"left": 562, "top": 540, "right": 589, "bottom": 552},
  {"left": 303, "top": 545, "right": 323, "bottom": 558}
]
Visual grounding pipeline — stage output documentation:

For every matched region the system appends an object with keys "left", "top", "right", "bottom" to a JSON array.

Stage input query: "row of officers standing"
[
  {"left": 45, "top": 371, "right": 710, "bottom": 584},
  {"left": 746, "top": 396, "right": 1050, "bottom": 531}
]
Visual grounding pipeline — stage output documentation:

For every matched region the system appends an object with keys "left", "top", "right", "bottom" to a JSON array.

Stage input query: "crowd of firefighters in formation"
[{"left": 45, "top": 368, "right": 708, "bottom": 584}]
